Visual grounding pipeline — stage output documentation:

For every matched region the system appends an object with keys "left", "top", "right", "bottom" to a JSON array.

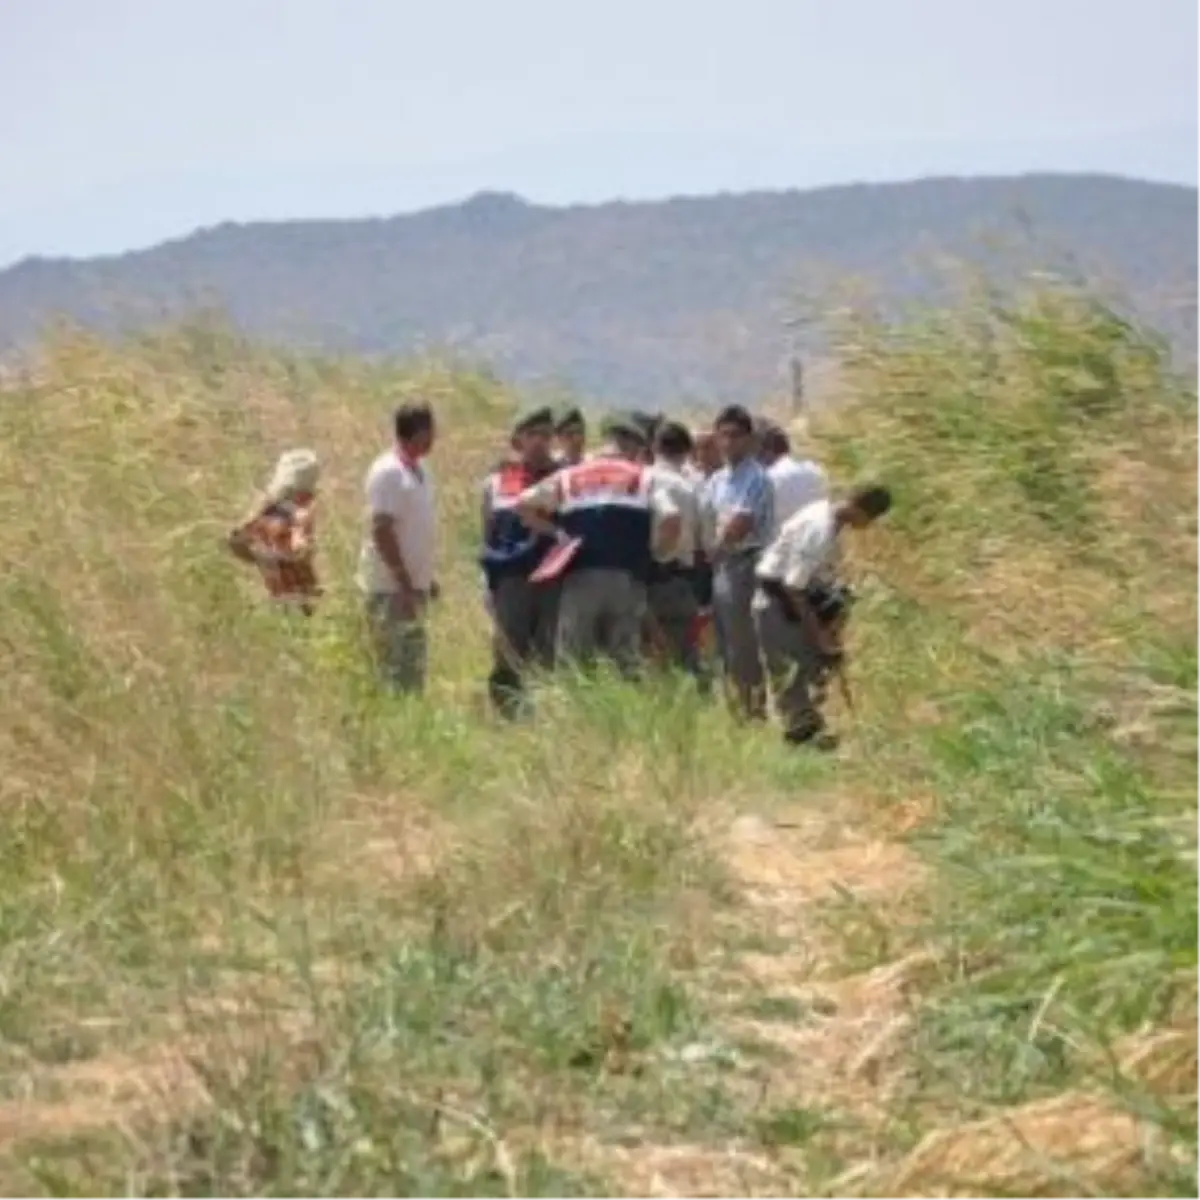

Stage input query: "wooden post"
[{"left": 789, "top": 354, "right": 804, "bottom": 417}]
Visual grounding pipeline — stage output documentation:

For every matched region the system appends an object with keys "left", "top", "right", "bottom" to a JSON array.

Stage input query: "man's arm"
[
  {"left": 717, "top": 511, "right": 754, "bottom": 548},
  {"left": 371, "top": 514, "right": 415, "bottom": 592},
  {"left": 716, "top": 469, "right": 766, "bottom": 549},
  {"left": 650, "top": 480, "right": 682, "bottom": 559},
  {"left": 515, "top": 474, "right": 565, "bottom": 540}
]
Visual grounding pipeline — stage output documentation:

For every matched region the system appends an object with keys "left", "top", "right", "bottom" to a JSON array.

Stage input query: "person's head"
[
  {"left": 395, "top": 402, "right": 436, "bottom": 458},
  {"left": 265, "top": 448, "right": 320, "bottom": 508},
  {"left": 757, "top": 422, "right": 790, "bottom": 467},
  {"left": 654, "top": 420, "right": 693, "bottom": 465},
  {"left": 713, "top": 404, "right": 756, "bottom": 465},
  {"left": 602, "top": 412, "right": 650, "bottom": 462},
  {"left": 691, "top": 429, "right": 721, "bottom": 476},
  {"left": 838, "top": 483, "right": 893, "bottom": 530},
  {"left": 630, "top": 410, "right": 663, "bottom": 457},
  {"left": 555, "top": 406, "right": 587, "bottom": 462},
  {"left": 511, "top": 406, "right": 555, "bottom": 468}
]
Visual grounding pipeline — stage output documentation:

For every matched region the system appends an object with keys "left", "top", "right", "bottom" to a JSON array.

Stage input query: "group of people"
[{"left": 227, "top": 399, "right": 891, "bottom": 748}]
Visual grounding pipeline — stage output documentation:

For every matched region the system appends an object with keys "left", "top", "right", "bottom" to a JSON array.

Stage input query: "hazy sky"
[{"left": 2, "top": 0, "right": 1196, "bottom": 264}]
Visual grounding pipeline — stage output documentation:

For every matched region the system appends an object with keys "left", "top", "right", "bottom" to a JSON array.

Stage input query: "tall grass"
[{"left": 0, "top": 270, "right": 1194, "bottom": 1197}]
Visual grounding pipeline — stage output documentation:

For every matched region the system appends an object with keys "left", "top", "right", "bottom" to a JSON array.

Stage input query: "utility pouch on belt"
[{"left": 760, "top": 578, "right": 855, "bottom": 627}]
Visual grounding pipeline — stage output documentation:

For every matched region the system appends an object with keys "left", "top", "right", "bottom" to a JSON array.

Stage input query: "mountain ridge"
[{"left": 1, "top": 172, "right": 1194, "bottom": 403}]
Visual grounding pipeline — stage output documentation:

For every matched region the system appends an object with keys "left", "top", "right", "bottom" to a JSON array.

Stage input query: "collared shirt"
[
  {"left": 648, "top": 460, "right": 701, "bottom": 569},
  {"left": 703, "top": 456, "right": 774, "bottom": 557},
  {"left": 357, "top": 449, "right": 437, "bottom": 593},
  {"left": 756, "top": 498, "right": 840, "bottom": 591},
  {"left": 767, "top": 455, "right": 830, "bottom": 535}
]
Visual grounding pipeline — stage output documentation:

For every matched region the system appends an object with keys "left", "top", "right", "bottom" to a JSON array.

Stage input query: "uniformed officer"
[
  {"left": 480, "top": 406, "right": 562, "bottom": 716},
  {"left": 516, "top": 412, "right": 680, "bottom": 679}
]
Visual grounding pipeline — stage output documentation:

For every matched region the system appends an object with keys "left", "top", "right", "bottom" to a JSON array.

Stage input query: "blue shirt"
[{"left": 704, "top": 457, "right": 774, "bottom": 555}]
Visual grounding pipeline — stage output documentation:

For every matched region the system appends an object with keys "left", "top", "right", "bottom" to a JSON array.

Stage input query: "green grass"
[{"left": 0, "top": 273, "right": 1194, "bottom": 1196}]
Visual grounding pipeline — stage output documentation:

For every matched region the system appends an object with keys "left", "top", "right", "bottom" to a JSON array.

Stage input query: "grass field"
[{"left": 0, "top": 271, "right": 1195, "bottom": 1197}]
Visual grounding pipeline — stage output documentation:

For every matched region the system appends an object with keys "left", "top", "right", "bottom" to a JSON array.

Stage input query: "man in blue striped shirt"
[{"left": 703, "top": 404, "right": 774, "bottom": 719}]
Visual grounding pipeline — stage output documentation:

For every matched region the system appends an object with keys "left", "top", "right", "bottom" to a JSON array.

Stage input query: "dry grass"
[{"left": 0, "top": 270, "right": 1194, "bottom": 1196}]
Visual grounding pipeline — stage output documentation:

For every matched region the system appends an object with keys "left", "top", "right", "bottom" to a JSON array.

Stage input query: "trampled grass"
[{"left": 0, "top": 272, "right": 1194, "bottom": 1197}]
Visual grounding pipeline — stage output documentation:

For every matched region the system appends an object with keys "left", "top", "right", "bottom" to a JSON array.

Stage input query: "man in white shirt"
[
  {"left": 646, "top": 421, "right": 709, "bottom": 687},
  {"left": 753, "top": 484, "right": 892, "bottom": 746},
  {"left": 357, "top": 402, "right": 439, "bottom": 693},
  {"left": 757, "top": 421, "right": 830, "bottom": 534}
]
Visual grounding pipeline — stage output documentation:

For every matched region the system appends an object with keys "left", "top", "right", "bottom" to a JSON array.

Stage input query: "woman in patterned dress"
[{"left": 227, "top": 449, "right": 322, "bottom": 615}]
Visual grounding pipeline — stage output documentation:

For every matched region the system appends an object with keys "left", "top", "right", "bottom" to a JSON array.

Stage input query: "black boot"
[
  {"left": 488, "top": 664, "right": 528, "bottom": 720},
  {"left": 783, "top": 716, "right": 838, "bottom": 751}
]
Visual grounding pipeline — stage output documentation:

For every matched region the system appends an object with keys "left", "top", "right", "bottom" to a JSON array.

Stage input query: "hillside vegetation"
[
  {"left": 0, "top": 173, "right": 1196, "bottom": 405},
  {"left": 0, "top": 268, "right": 1195, "bottom": 1196}
]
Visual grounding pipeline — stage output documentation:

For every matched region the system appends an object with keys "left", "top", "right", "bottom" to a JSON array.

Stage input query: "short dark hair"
[
  {"left": 849, "top": 483, "right": 892, "bottom": 520},
  {"left": 654, "top": 420, "right": 693, "bottom": 458},
  {"left": 630, "top": 409, "right": 663, "bottom": 442},
  {"left": 758, "top": 423, "right": 790, "bottom": 457},
  {"left": 714, "top": 404, "right": 754, "bottom": 435},
  {"left": 395, "top": 402, "right": 434, "bottom": 442}
]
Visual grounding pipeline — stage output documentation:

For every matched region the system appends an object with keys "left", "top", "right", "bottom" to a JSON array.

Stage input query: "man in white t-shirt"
[
  {"left": 357, "top": 402, "right": 439, "bottom": 693},
  {"left": 757, "top": 421, "right": 830, "bottom": 535},
  {"left": 753, "top": 484, "right": 892, "bottom": 746}
]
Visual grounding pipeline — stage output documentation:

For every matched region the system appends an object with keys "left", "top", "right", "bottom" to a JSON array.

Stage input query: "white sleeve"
[
  {"left": 780, "top": 524, "right": 822, "bottom": 591},
  {"left": 651, "top": 476, "right": 680, "bottom": 520},
  {"left": 366, "top": 463, "right": 406, "bottom": 518}
]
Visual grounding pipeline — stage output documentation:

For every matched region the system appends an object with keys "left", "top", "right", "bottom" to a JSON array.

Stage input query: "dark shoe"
[
  {"left": 783, "top": 723, "right": 838, "bottom": 751},
  {"left": 488, "top": 668, "right": 528, "bottom": 720}
]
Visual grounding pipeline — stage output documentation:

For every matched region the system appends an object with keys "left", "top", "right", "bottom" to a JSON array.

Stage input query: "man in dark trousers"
[
  {"left": 703, "top": 404, "right": 775, "bottom": 720},
  {"left": 753, "top": 484, "right": 892, "bottom": 746},
  {"left": 480, "top": 406, "right": 562, "bottom": 716}
]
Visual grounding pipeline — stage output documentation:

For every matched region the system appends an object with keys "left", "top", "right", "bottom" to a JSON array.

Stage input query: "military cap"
[
  {"left": 554, "top": 405, "right": 586, "bottom": 433},
  {"left": 601, "top": 410, "right": 649, "bottom": 443},
  {"left": 512, "top": 404, "right": 555, "bottom": 435}
]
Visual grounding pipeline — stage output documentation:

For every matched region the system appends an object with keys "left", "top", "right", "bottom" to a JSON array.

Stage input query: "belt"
[{"left": 715, "top": 546, "right": 761, "bottom": 564}]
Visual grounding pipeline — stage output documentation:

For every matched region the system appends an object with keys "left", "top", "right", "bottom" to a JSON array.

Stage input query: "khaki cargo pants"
[{"left": 365, "top": 592, "right": 428, "bottom": 694}]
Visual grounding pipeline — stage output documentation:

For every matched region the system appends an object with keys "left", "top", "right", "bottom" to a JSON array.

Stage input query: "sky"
[{"left": 1, "top": 0, "right": 1196, "bottom": 266}]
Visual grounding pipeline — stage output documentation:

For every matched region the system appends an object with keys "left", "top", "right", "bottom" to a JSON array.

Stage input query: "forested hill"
[{"left": 0, "top": 172, "right": 1194, "bottom": 403}]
